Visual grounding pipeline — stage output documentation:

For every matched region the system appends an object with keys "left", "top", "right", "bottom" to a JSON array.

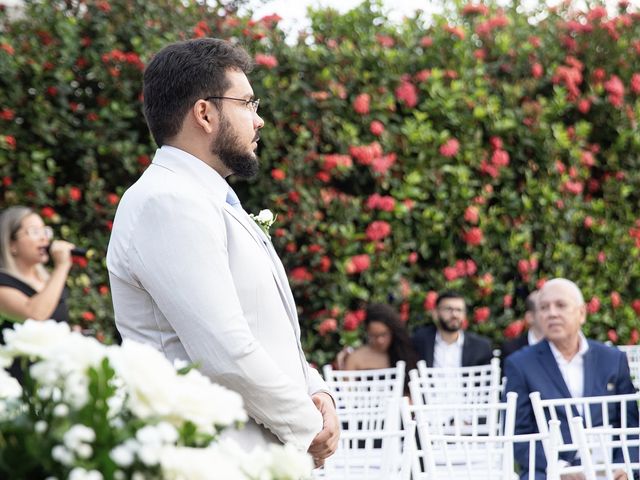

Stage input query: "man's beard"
[
  {"left": 439, "top": 319, "right": 461, "bottom": 333},
  {"left": 211, "top": 115, "right": 259, "bottom": 179}
]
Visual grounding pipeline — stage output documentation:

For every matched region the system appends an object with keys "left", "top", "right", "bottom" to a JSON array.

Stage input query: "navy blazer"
[
  {"left": 504, "top": 339, "right": 639, "bottom": 480},
  {"left": 411, "top": 324, "right": 493, "bottom": 367}
]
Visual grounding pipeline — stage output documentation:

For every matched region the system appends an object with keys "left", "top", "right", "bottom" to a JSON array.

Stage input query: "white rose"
[
  {"left": 268, "top": 443, "right": 313, "bottom": 479},
  {"left": 160, "top": 445, "right": 247, "bottom": 480},
  {"left": 3, "top": 320, "right": 71, "bottom": 359},
  {"left": 0, "top": 368, "right": 22, "bottom": 399},
  {"left": 172, "top": 369, "right": 246, "bottom": 433},
  {"left": 256, "top": 209, "right": 274, "bottom": 223},
  {"left": 0, "top": 347, "right": 13, "bottom": 368},
  {"left": 35, "top": 420, "right": 47, "bottom": 434},
  {"left": 108, "top": 341, "right": 178, "bottom": 419},
  {"left": 51, "top": 445, "right": 74, "bottom": 466},
  {"left": 69, "top": 468, "right": 103, "bottom": 480},
  {"left": 110, "top": 444, "right": 135, "bottom": 468},
  {"left": 63, "top": 424, "right": 95, "bottom": 451}
]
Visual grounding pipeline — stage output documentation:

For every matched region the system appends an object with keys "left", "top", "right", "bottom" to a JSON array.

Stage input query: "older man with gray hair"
[{"left": 504, "top": 278, "right": 638, "bottom": 480}]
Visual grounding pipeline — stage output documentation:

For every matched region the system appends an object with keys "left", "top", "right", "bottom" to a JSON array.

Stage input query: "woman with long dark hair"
[{"left": 344, "top": 303, "right": 418, "bottom": 374}]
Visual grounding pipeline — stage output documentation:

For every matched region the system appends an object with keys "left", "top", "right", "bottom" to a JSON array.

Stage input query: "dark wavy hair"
[{"left": 365, "top": 303, "right": 418, "bottom": 372}]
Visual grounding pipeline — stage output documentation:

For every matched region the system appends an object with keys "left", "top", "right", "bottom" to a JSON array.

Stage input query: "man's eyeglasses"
[
  {"left": 204, "top": 96, "right": 260, "bottom": 113},
  {"left": 438, "top": 306, "right": 465, "bottom": 315},
  {"left": 15, "top": 226, "right": 54, "bottom": 240}
]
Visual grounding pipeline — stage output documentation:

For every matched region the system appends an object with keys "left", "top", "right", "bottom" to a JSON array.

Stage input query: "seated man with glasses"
[{"left": 411, "top": 291, "right": 493, "bottom": 368}]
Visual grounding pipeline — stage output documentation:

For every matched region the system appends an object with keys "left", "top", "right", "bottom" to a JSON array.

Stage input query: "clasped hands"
[{"left": 308, "top": 392, "right": 340, "bottom": 468}]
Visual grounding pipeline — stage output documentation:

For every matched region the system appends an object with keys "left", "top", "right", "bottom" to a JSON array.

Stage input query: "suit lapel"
[
  {"left": 461, "top": 334, "right": 471, "bottom": 367},
  {"left": 223, "top": 204, "right": 298, "bottom": 330},
  {"left": 582, "top": 345, "right": 597, "bottom": 397},
  {"left": 425, "top": 327, "right": 436, "bottom": 367},
  {"left": 538, "top": 341, "right": 573, "bottom": 399}
]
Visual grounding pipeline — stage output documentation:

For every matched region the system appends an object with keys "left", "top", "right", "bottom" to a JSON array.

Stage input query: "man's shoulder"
[
  {"left": 412, "top": 324, "right": 436, "bottom": 339},
  {"left": 465, "top": 330, "right": 492, "bottom": 347},
  {"left": 587, "top": 339, "right": 625, "bottom": 359}
]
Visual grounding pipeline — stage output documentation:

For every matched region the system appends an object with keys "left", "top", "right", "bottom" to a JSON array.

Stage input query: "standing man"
[
  {"left": 106, "top": 38, "right": 338, "bottom": 465},
  {"left": 500, "top": 290, "right": 544, "bottom": 363},
  {"left": 504, "top": 278, "right": 638, "bottom": 479},
  {"left": 411, "top": 291, "right": 493, "bottom": 368}
]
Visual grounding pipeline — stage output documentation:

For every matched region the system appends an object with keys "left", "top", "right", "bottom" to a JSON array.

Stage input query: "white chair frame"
[
  {"left": 409, "top": 357, "right": 502, "bottom": 407},
  {"left": 618, "top": 345, "right": 640, "bottom": 392}
]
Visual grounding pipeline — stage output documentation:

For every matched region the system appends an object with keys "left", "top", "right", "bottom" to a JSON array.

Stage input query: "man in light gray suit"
[{"left": 106, "top": 38, "right": 339, "bottom": 465}]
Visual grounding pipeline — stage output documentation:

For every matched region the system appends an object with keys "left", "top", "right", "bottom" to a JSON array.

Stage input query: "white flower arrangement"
[
  {"left": 0, "top": 320, "right": 312, "bottom": 479},
  {"left": 249, "top": 209, "right": 277, "bottom": 238}
]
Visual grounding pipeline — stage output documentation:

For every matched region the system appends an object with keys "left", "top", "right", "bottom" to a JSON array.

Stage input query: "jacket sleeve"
[{"left": 129, "top": 192, "right": 323, "bottom": 450}]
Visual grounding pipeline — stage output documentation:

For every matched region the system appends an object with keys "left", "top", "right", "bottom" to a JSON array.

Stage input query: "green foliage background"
[{"left": 1, "top": 0, "right": 640, "bottom": 365}]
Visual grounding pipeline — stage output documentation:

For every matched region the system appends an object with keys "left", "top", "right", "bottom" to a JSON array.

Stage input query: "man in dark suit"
[
  {"left": 504, "top": 278, "right": 638, "bottom": 480},
  {"left": 411, "top": 291, "right": 493, "bottom": 368},
  {"left": 500, "top": 290, "right": 544, "bottom": 363}
]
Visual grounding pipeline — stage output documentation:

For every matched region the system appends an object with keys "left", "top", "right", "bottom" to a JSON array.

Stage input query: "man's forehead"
[
  {"left": 539, "top": 284, "right": 573, "bottom": 302},
  {"left": 225, "top": 69, "right": 252, "bottom": 93}
]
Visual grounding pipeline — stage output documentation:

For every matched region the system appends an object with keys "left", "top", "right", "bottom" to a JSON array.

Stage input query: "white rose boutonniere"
[{"left": 249, "top": 209, "right": 277, "bottom": 238}]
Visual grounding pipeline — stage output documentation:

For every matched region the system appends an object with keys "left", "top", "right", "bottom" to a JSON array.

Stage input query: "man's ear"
[{"left": 192, "top": 99, "right": 217, "bottom": 134}]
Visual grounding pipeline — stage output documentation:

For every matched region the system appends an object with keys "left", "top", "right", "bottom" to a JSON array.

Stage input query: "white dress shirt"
[
  {"left": 433, "top": 330, "right": 465, "bottom": 368},
  {"left": 106, "top": 146, "right": 326, "bottom": 451},
  {"left": 528, "top": 329, "right": 542, "bottom": 346},
  {"left": 548, "top": 333, "right": 589, "bottom": 399}
]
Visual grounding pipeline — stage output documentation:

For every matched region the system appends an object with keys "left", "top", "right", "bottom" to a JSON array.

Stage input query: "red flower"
[
  {"left": 69, "top": 186, "right": 82, "bottom": 202},
  {"left": 611, "top": 291, "right": 622, "bottom": 309},
  {"left": 577, "top": 98, "right": 591, "bottom": 114},
  {"left": 318, "top": 318, "right": 337, "bottom": 336},
  {"left": 345, "top": 254, "right": 371, "bottom": 274},
  {"left": 370, "top": 120, "right": 385, "bottom": 136},
  {"left": 366, "top": 194, "right": 395, "bottom": 212},
  {"left": 443, "top": 266, "right": 459, "bottom": 281},
  {"left": 365, "top": 221, "right": 392, "bottom": 241},
  {"left": 73, "top": 256, "right": 88, "bottom": 268},
  {"left": 630, "top": 329, "right": 640, "bottom": 345},
  {"left": 631, "top": 73, "right": 640, "bottom": 95},
  {"left": 41, "top": 206, "right": 56, "bottom": 219},
  {"left": 0, "top": 109, "right": 15, "bottom": 121},
  {"left": 290, "top": 267, "right": 313, "bottom": 282},
  {"left": 353, "top": 93, "right": 371, "bottom": 115},
  {"left": 371, "top": 153, "right": 396, "bottom": 174},
  {"left": 531, "top": 62, "right": 543, "bottom": 79},
  {"left": 319, "top": 256, "right": 331, "bottom": 272},
  {"left": 583, "top": 216, "right": 594, "bottom": 228},
  {"left": 504, "top": 319, "right": 525, "bottom": 339},
  {"left": 375, "top": 34, "right": 395, "bottom": 48},
  {"left": 503, "top": 295, "right": 513, "bottom": 308},
  {"left": 4, "top": 135, "right": 16, "bottom": 150},
  {"left": 632, "top": 300, "right": 640, "bottom": 316},
  {"left": 349, "top": 142, "right": 383, "bottom": 166},
  {"left": 604, "top": 75, "right": 625, "bottom": 107},
  {"left": 343, "top": 311, "right": 363, "bottom": 331},
  {"left": 587, "top": 296, "right": 601, "bottom": 314},
  {"left": 255, "top": 54, "right": 278, "bottom": 69},
  {"left": 408, "top": 252, "right": 418, "bottom": 264},
  {"left": 395, "top": 79, "right": 418, "bottom": 108},
  {"left": 491, "top": 149, "right": 510, "bottom": 167},
  {"left": 474, "top": 306, "right": 490, "bottom": 324},
  {"left": 465, "top": 259, "right": 477, "bottom": 276},
  {"left": 462, "top": 227, "right": 483, "bottom": 246},
  {"left": 439, "top": 138, "right": 460, "bottom": 157},
  {"left": 420, "top": 36, "right": 433, "bottom": 47},
  {"left": 98, "top": 285, "right": 110, "bottom": 296},
  {"left": 464, "top": 205, "right": 479, "bottom": 224},
  {"left": 0, "top": 43, "right": 15, "bottom": 55},
  {"left": 81, "top": 311, "right": 96, "bottom": 322},
  {"left": 423, "top": 291, "right": 438, "bottom": 311},
  {"left": 608, "top": 329, "right": 618, "bottom": 343},
  {"left": 137, "top": 155, "right": 151, "bottom": 167},
  {"left": 322, "top": 154, "right": 352, "bottom": 171},
  {"left": 106, "top": 193, "right": 119, "bottom": 206},
  {"left": 271, "top": 168, "right": 286, "bottom": 180}
]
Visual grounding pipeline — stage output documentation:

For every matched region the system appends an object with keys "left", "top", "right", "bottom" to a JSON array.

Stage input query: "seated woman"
[
  {"left": 344, "top": 303, "right": 418, "bottom": 374},
  {"left": 0, "top": 206, "right": 75, "bottom": 325}
]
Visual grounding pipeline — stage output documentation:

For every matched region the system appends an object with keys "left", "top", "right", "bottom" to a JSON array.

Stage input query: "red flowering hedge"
[{"left": 1, "top": 0, "right": 640, "bottom": 365}]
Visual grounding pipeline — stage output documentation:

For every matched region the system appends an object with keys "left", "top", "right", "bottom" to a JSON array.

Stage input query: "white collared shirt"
[
  {"left": 433, "top": 330, "right": 465, "bottom": 368},
  {"left": 548, "top": 333, "right": 589, "bottom": 398}
]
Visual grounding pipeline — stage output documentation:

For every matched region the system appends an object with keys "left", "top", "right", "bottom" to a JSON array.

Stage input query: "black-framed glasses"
[{"left": 204, "top": 96, "right": 260, "bottom": 113}]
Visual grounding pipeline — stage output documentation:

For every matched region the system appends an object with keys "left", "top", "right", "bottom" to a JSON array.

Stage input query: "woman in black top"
[{"left": 0, "top": 206, "right": 75, "bottom": 325}]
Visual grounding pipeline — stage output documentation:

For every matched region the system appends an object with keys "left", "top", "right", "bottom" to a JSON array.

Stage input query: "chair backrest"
[
  {"left": 323, "top": 362, "right": 405, "bottom": 431},
  {"left": 530, "top": 391, "right": 640, "bottom": 460},
  {"left": 319, "top": 421, "right": 416, "bottom": 480},
  {"left": 407, "top": 394, "right": 561, "bottom": 480},
  {"left": 408, "top": 357, "right": 502, "bottom": 406},
  {"left": 401, "top": 391, "right": 519, "bottom": 479},
  {"left": 618, "top": 345, "right": 640, "bottom": 391},
  {"left": 568, "top": 417, "right": 640, "bottom": 480}
]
